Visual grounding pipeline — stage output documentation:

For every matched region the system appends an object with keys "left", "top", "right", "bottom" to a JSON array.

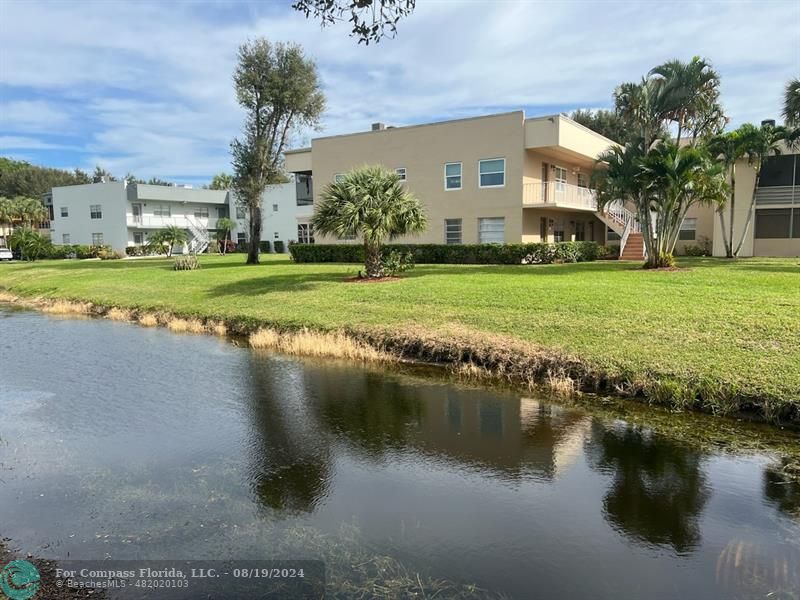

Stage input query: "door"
[
  {"left": 540, "top": 217, "right": 548, "bottom": 242},
  {"left": 541, "top": 163, "right": 550, "bottom": 203},
  {"left": 132, "top": 203, "right": 142, "bottom": 225}
]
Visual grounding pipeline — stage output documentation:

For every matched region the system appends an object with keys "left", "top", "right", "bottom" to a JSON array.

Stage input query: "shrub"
[
  {"left": 234, "top": 241, "right": 248, "bottom": 253},
  {"left": 259, "top": 240, "right": 271, "bottom": 253},
  {"left": 596, "top": 245, "right": 620, "bottom": 260},
  {"left": 7, "top": 227, "right": 52, "bottom": 261},
  {"left": 289, "top": 242, "right": 601, "bottom": 265},
  {"left": 682, "top": 236, "right": 712, "bottom": 257},
  {"left": 381, "top": 250, "right": 415, "bottom": 276},
  {"left": 174, "top": 255, "right": 200, "bottom": 270},
  {"left": 274, "top": 240, "right": 285, "bottom": 253}
]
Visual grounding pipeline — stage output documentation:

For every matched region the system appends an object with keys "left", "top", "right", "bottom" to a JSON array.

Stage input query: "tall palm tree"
[
  {"left": 0, "top": 197, "right": 13, "bottom": 245},
  {"left": 14, "top": 197, "right": 48, "bottom": 227},
  {"left": 311, "top": 165, "right": 427, "bottom": 278},
  {"left": 783, "top": 78, "right": 800, "bottom": 127},
  {"left": 649, "top": 56, "right": 724, "bottom": 144}
]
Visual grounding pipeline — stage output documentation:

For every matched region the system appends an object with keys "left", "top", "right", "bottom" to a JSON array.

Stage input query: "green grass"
[{"left": 1, "top": 254, "right": 799, "bottom": 414}]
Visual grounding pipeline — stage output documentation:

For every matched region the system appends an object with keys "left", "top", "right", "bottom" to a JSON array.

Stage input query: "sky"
[{"left": 1, "top": 0, "right": 798, "bottom": 186}]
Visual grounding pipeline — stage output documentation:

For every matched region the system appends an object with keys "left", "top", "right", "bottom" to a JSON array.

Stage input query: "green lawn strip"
[{"left": 1, "top": 255, "right": 798, "bottom": 421}]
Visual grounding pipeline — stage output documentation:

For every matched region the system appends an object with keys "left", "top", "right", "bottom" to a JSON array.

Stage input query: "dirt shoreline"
[{"left": 0, "top": 291, "right": 797, "bottom": 428}]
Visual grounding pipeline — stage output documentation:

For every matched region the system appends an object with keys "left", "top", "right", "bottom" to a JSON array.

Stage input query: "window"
[
  {"left": 90, "top": 204, "right": 102, "bottom": 219},
  {"left": 679, "top": 217, "right": 697, "bottom": 240},
  {"left": 479, "top": 159, "right": 505, "bottom": 188},
  {"left": 296, "top": 173, "right": 313, "bottom": 206},
  {"left": 236, "top": 206, "right": 246, "bottom": 219},
  {"left": 554, "top": 166, "right": 568, "bottom": 192},
  {"left": 577, "top": 173, "right": 588, "bottom": 189},
  {"left": 445, "top": 219, "right": 462, "bottom": 244},
  {"left": 62, "top": 233, "right": 70, "bottom": 244},
  {"left": 478, "top": 217, "right": 505, "bottom": 244},
  {"left": 272, "top": 204, "right": 278, "bottom": 212},
  {"left": 60, "top": 206, "right": 69, "bottom": 217},
  {"left": 92, "top": 233, "right": 103, "bottom": 245},
  {"left": 297, "top": 223, "right": 314, "bottom": 244},
  {"left": 553, "top": 218, "right": 565, "bottom": 243},
  {"left": 395, "top": 167, "right": 407, "bottom": 181},
  {"left": 334, "top": 173, "right": 345, "bottom": 183},
  {"left": 755, "top": 208, "right": 791, "bottom": 239},
  {"left": 194, "top": 206, "right": 209, "bottom": 218},
  {"left": 237, "top": 232, "right": 246, "bottom": 245},
  {"left": 154, "top": 205, "right": 171, "bottom": 217},
  {"left": 607, "top": 227, "right": 621, "bottom": 242},
  {"left": 444, "top": 163, "right": 462, "bottom": 190},
  {"left": 274, "top": 231, "right": 279, "bottom": 239},
  {"left": 133, "top": 232, "right": 144, "bottom": 245}
]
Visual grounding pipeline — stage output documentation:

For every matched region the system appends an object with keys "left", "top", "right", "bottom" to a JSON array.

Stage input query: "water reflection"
[
  {"left": 764, "top": 459, "right": 800, "bottom": 519},
  {"left": 586, "top": 423, "right": 710, "bottom": 553}
]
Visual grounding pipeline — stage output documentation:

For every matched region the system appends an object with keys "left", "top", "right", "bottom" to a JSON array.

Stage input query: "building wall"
[
  {"left": 522, "top": 209, "right": 607, "bottom": 244},
  {"left": 674, "top": 204, "right": 716, "bottom": 255},
  {"left": 309, "top": 112, "right": 527, "bottom": 244},
  {"left": 229, "top": 182, "right": 304, "bottom": 250},
  {"left": 713, "top": 159, "right": 758, "bottom": 257},
  {"left": 50, "top": 182, "right": 128, "bottom": 249}
]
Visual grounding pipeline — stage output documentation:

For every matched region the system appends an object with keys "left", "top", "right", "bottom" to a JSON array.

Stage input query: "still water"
[{"left": 0, "top": 306, "right": 798, "bottom": 599}]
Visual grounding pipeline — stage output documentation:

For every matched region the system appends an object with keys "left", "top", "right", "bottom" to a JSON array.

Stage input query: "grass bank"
[{"left": 1, "top": 254, "right": 798, "bottom": 425}]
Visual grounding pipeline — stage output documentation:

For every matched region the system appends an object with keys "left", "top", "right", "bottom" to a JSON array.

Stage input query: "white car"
[{"left": 0, "top": 247, "right": 13, "bottom": 261}]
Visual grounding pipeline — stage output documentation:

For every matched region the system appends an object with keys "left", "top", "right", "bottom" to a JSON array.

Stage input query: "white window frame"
[
  {"left": 273, "top": 231, "right": 279, "bottom": 240},
  {"left": 91, "top": 232, "right": 103, "bottom": 245},
  {"left": 334, "top": 173, "right": 345, "bottom": 183},
  {"left": 154, "top": 204, "right": 171, "bottom": 218},
  {"left": 554, "top": 166, "right": 568, "bottom": 193},
  {"left": 444, "top": 218, "right": 462, "bottom": 245},
  {"left": 444, "top": 162, "right": 462, "bottom": 191},
  {"left": 272, "top": 204, "right": 279, "bottom": 212},
  {"left": 133, "top": 231, "right": 144, "bottom": 245},
  {"left": 60, "top": 206, "right": 69, "bottom": 217},
  {"left": 194, "top": 206, "right": 209, "bottom": 219},
  {"left": 395, "top": 167, "right": 407, "bottom": 181},
  {"left": 297, "top": 222, "right": 314, "bottom": 244},
  {"left": 235, "top": 206, "right": 246, "bottom": 220},
  {"left": 62, "top": 233, "right": 70, "bottom": 244},
  {"left": 478, "top": 158, "right": 506, "bottom": 189},
  {"left": 478, "top": 217, "right": 505, "bottom": 244},
  {"left": 89, "top": 204, "right": 102, "bottom": 219},
  {"left": 679, "top": 217, "right": 697, "bottom": 240}
]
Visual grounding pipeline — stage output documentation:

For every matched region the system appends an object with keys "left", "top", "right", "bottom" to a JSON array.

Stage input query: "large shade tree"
[
  {"left": 292, "top": 0, "right": 415, "bottom": 44},
  {"left": 231, "top": 38, "right": 325, "bottom": 265},
  {"left": 311, "top": 165, "right": 427, "bottom": 278}
]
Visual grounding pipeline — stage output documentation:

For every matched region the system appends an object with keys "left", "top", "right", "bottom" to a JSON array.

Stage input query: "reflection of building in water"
[{"left": 301, "top": 364, "right": 591, "bottom": 482}]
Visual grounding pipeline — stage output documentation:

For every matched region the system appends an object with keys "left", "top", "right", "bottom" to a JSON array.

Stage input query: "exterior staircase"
[
  {"left": 185, "top": 216, "right": 210, "bottom": 254},
  {"left": 619, "top": 232, "right": 645, "bottom": 260},
  {"left": 595, "top": 200, "right": 645, "bottom": 261}
]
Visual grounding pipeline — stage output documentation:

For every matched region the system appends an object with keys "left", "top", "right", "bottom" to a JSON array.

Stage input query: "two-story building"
[{"left": 284, "top": 111, "right": 631, "bottom": 248}]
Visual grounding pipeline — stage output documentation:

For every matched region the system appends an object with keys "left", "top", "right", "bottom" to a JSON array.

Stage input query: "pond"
[{"left": 0, "top": 306, "right": 798, "bottom": 599}]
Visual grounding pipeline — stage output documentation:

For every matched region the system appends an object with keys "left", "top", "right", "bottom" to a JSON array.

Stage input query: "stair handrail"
[{"left": 619, "top": 217, "right": 633, "bottom": 256}]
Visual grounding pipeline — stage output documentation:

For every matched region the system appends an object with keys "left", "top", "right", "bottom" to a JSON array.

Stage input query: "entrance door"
[
  {"left": 132, "top": 203, "right": 142, "bottom": 224},
  {"left": 540, "top": 217, "right": 548, "bottom": 242}
]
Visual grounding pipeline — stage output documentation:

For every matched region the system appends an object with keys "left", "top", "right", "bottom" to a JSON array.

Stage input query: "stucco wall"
[
  {"left": 309, "top": 112, "right": 527, "bottom": 244},
  {"left": 522, "top": 208, "right": 607, "bottom": 244},
  {"left": 50, "top": 182, "right": 128, "bottom": 249},
  {"left": 229, "top": 182, "right": 303, "bottom": 250}
]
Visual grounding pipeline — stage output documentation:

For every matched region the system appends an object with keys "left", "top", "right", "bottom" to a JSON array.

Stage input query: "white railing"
[
  {"left": 185, "top": 215, "right": 210, "bottom": 255},
  {"left": 126, "top": 215, "right": 212, "bottom": 229},
  {"left": 522, "top": 182, "right": 597, "bottom": 210}
]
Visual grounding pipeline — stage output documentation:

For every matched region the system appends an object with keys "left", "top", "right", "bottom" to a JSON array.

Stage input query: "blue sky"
[{"left": 1, "top": 0, "right": 798, "bottom": 186}]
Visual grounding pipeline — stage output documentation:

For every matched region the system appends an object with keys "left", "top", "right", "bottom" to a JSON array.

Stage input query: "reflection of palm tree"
[
  {"left": 586, "top": 423, "right": 709, "bottom": 553},
  {"left": 764, "top": 459, "right": 800, "bottom": 519},
  {"left": 243, "top": 355, "right": 332, "bottom": 515}
]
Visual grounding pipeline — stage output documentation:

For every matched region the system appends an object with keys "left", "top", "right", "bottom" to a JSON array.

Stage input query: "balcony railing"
[
  {"left": 523, "top": 182, "right": 597, "bottom": 211},
  {"left": 127, "top": 215, "right": 213, "bottom": 228}
]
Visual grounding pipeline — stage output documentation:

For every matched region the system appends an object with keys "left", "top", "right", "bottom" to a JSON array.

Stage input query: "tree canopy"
[
  {"left": 0, "top": 157, "right": 91, "bottom": 197},
  {"left": 292, "top": 0, "right": 415, "bottom": 44}
]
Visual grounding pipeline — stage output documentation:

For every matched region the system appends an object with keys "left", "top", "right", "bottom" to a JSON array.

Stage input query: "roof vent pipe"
[
  {"left": 761, "top": 119, "right": 776, "bottom": 127},
  {"left": 371, "top": 122, "right": 386, "bottom": 131}
]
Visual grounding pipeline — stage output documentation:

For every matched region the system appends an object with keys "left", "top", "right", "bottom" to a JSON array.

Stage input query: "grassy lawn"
[{"left": 1, "top": 254, "right": 799, "bottom": 407}]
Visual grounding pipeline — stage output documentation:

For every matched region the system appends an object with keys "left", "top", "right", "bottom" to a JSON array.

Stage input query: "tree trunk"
[
  {"left": 364, "top": 241, "right": 383, "bottom": 278},
  {"left": 733, "top": 166, "right": 761, "bottom": 257},
  {"left": 247, "top": 203, "right": 262, "bottom": 265}
]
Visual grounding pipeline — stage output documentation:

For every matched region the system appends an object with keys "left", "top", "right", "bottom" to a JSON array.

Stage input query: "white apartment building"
[{"left": 49, "top": 180, "right": 304, "bottom": 253}]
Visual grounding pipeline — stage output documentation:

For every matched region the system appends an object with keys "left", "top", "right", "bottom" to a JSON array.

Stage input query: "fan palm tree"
[
  {"left": 311, "top": 165, "right": 427, "bottom": 278},
  {"left": 0, "top": 197, "right": 13, "bottom": 245},
  {"left": 147, "top": 226, "right": 187, "bottom": 257},
  {"left": 783, "top": 78, "right": 800, "bottom": 127}
]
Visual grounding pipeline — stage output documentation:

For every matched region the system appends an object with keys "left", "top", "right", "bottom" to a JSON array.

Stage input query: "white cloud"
[{"left": 0, "top": 0, "right": 798, "bottom": 181}]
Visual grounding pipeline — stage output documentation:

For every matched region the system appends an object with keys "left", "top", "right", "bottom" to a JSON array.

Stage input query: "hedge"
[{"left": 289, "top": 242, "right": 600, "bottom": 265}]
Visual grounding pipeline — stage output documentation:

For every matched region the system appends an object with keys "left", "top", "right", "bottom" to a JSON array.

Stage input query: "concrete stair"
[{"left": 619, "top": 233, "right": 644, "bottom": 261}]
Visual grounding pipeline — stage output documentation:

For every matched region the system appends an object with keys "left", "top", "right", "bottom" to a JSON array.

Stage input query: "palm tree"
[
  {"left": 215, "top": 217, "right": 236, "bottom": 254},
  {"left": 147, "top": 226, "right": 187, "bottom": 257},
  {"left": 8, "top": 227, "right": 52, "bottom": 261},
  {"left": 595, "top": 142, "right": 727, "bottom": 268},
  {"left": 0, "top": 197, "right": 13, "bottom": 245},
  {"left": 311, "top": 165, "right": 427, "bottom": 278},
  {"left": 14, "top": 197, "right": 48, "bottom": 227},
  {"left": 783, "top": 78, "right": 800, "bottom": 127}
]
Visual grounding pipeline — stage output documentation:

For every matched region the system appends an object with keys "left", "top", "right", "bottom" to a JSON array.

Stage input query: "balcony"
[
  {"left": 127, "top": 215, "right": 213, "bottom": 229},
  {"left": 523, "top": 182, "right": 597, "bottom": 211}
]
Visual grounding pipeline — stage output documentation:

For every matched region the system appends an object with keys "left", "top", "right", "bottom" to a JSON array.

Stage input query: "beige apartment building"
[{"left": 284, "top": 111, "right": 799, "bottom": 258}]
